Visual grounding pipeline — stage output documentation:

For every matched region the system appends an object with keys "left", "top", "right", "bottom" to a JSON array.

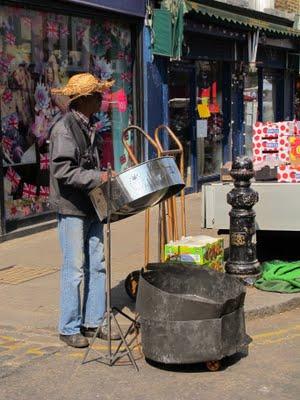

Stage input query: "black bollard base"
[{"left": 225, "top": 260, "right": 261, "bottom": 285}]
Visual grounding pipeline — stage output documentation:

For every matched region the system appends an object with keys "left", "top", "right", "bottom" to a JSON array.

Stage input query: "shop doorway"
[{"left": 168, "top": 64, "right": 196, "bottom": 191}]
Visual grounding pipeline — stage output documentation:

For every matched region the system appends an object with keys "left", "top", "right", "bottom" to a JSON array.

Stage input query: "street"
[
  {"left": 0, "top": 194, "right": 300, "bottom": 399},
  {"left": 0, "top": 309, "right": 299, "bottom": 400}
]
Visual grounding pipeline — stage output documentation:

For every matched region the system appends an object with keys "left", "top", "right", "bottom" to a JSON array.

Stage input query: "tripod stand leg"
[
  {"left": 111, "top": 313, "right": 139, "bottom": 372},
  {"left": 81, "top": 324, "right": 102, "bottom": 364}
]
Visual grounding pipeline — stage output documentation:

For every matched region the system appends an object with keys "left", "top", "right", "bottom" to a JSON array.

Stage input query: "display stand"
[{"left": 82, "top": 164, "right": 140, "bottom": 371}]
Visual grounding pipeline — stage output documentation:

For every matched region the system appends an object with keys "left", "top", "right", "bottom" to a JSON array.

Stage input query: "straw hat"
[{"left": 51, "top": 73, "right": 114, "bottom": 102}]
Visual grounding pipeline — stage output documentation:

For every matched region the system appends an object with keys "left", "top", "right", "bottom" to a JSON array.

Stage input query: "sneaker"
[
  {"left": 59, "top": 333, "right": 89, "bottom": 348},
  {"left": 81, "top": 325, "right": 121, "bottom": 341}
]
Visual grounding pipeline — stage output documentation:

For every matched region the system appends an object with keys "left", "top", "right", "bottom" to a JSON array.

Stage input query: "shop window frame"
[{"left": 258, "top": 67, "right": 285, "bottom": 123}]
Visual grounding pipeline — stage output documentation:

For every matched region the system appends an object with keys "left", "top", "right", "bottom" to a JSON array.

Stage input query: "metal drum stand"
[{"left": 82, "top": 164, "right": 140, "bottom": 371}]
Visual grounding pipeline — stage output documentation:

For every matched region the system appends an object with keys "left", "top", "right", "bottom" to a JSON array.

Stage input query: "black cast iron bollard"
[{"left": 225, "top": 157, "right": 261, "bottom": 280}]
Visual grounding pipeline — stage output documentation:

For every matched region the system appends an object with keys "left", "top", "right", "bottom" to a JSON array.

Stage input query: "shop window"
[
  {"left": 168, "top": 67, "right": 193, "bottom": 188},
  {"left": 244, "top": 69, "right": 284, "bottom": 158},
  {"left": 195, "top": 61, "right": 223, "bottom": 177},
  {"left": 0, "top": 5, "right": 134, "bottom": 222},
  {"left": 262, "top": 72, "right": 277, "bottom": 122}
]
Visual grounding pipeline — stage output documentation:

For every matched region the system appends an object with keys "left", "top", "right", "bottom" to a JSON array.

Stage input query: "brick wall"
[{"left": 275, "top": 0, "right": 300, "bottom": 13}]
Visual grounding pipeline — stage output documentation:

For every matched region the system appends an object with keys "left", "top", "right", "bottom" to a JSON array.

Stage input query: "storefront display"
[
  {"left": 168, "top": 66, "right": 193, "bottom": 188},
  {"left": 252, "top": 120, "right": 300, "bottom": 183},
  {"left": 195, "top": 61, "right": 223, "bottom": 177},
  {"left": 0, "top": 4, "right": 135, "bottom": 223}
]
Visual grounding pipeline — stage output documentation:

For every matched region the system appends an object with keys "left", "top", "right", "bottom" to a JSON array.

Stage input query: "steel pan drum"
[{"left": 89, "top": 156, "right": 185, "bottom": 222}]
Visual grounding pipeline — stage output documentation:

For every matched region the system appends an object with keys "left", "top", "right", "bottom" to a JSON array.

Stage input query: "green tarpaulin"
[
  {"left": 255, "top": 260, "right": 300, "bottom": 293},
  {"left": 152, "top": 0, "right": 186, "bottom": 58},
  {"left": 152, "top": 9, "right": 173, "bottom": 57}
]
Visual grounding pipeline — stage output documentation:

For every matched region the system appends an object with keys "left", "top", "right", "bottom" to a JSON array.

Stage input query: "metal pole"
[
  {"left": 106, "top": 163, "right": 112, "bottom": 362},
  {"left": 225, "top": 157, "right": 261, "bottom": 282},
  {"left": 0, "top": 147, "right": 6, "bottom": 237}
]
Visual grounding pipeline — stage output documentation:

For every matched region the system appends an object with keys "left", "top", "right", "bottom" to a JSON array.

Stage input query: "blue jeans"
[{"left": 58, "top": 215, "right": 106, "bottom": 335}]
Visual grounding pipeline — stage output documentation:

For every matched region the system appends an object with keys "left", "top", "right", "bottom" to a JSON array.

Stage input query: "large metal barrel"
[{"left": 136, "top": 263, "right": 248, "bottom": 364}]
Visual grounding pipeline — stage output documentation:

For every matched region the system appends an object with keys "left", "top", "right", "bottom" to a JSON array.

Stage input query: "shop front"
[
  {"left": 162, "top": 7, "right": 246, "bottom": 191},
  {"left": 0, "top": 0, "right": 145, "bottom": 239},
  {"left": 149, "top": 0, "right": 300, "bottom": 191}
]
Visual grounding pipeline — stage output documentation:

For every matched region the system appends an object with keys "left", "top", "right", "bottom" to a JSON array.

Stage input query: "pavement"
[
  {"left": 0, "top": 193, "right": 300, "bottom": 378},
  {"left": 1, "top": 309, "right": 300, "bottom": 400}
]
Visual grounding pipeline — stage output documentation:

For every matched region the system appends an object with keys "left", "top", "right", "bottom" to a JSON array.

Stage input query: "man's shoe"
[
  {"left": 81, "top": 325, "right": 121, "bottom": 341},
  {"left": 59, "top": 333, "right": 89, "bottom": 348}
]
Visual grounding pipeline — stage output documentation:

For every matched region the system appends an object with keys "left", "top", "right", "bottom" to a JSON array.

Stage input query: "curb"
[{"left": 245, "top": 296, "right": 300, "bottom": 321}]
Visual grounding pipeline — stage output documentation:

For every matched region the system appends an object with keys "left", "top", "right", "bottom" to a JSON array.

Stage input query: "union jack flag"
[
  {"left": 103, "top": 38, "right": 112, "bottom": 50},
  {"left": 9, "top": 205, "right": 18, "bottom": 217},
  {"left": 90, "top": 35, "right": 99, "bottom": 47},
  {"left": 46, "top": 21, "right": 59, "bottom": 40},
  {"left": 6, "top": 167, "right": 21, "bottom": 189},
  {"left": 76, "top": 27, "right": 85, "bottom": 41},
  {"left": 23, "top": 17, "right": 32, "bottom": 27},
  {"left": 35, "top": 202, "right": 43, "bottom": 213},
  {"left": 0, "top": 53, "right": 13, "bottom": 73},
  {"left": 120, "top": 72, "right": 132, "bottom": 83},
  {"left": 103, "top": 20, "right": 112, "bottom": 31},
  {"left": 2, "top": 137, "right": 13, "bottom": 152},
  {"left": 2, "top": 90, "right": 13, "bottom": 104},
  {"left": 117, "top": 51, "right": 125, "bottom": 60},
  {"left": 39, "top": 186, "right": 50, "bottom": 200},
  {"left": 23, "top": 183, "right": 37, "bottom": 200},
  {"left": 5, "top": 31, "right": 16, "bottom": 46},
  {"left": 8, "top": 115, "right": 19, "bottom": 130},
  {"left": 22, "top": 206, "right": 31, "bottom": 216},
  {"left": 60, "top": 26, "right": 69, "bottom": 38},
  {"left": 120, "top": 154, "right": 126, "bottom": 165},
  {"left": 40, "top": 153, "right": 50, "bottom": 170}
]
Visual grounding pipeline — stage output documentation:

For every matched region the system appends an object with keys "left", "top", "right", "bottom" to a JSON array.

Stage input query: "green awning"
[{"left": 186, "top": 1, "right": 300, "bottom": 38}]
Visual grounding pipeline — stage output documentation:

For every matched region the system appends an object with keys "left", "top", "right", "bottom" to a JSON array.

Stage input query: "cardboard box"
[
  {"left": 277, "top": 164, "right": 300, "bottom": 183},
  {"left": 252, "top": 121, "right": 296, "bottom": 167},
  {"left": 164, "top": 236, "right": 224, "bottom": 272},
  {"left": 221, "top": 162, "right": 232, "bottom": 182},
  {"left": 289, "top": 136, "right": 300, "bottom": 167}
]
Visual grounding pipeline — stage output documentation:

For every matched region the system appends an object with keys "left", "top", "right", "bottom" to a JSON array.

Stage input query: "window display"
[
  {"left": 0, "top": 5, "right": 134, "bottom": 222},
  {"left": 195, "top": 61, "right": 223, "bottom": 177}
]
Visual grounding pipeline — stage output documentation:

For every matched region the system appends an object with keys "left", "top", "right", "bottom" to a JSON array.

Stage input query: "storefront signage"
[{"left": 65, "top": 0, "right": 146, "bottom": 17}]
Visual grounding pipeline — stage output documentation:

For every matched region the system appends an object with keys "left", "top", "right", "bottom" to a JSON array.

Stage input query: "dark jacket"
[{"left": 49, "top": 112, "right": 102, "bottom": 217}]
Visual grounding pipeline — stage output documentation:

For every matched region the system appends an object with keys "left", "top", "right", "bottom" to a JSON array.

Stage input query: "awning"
[{"left": 186, "top": 1, "right": 300, "bottom": 38}]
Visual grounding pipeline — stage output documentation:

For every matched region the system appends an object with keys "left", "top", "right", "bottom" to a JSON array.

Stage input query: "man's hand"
[{"left": 100, "top": 170, "right": 117, "bottom": 182}]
